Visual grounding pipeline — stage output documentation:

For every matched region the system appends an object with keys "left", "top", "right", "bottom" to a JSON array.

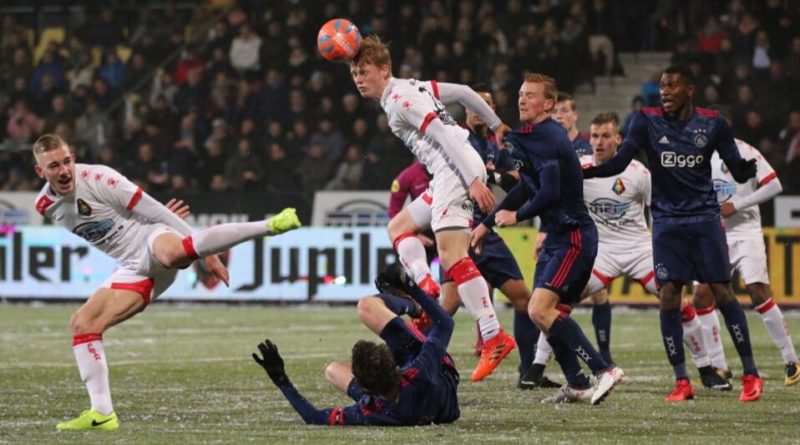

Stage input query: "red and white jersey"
[
  {"left": 580, "top": 156, "right": 651, "bottom": 248},
  {"left": 710, "top": 139, "right": 776, "bottom": 239},
  {"left": 380, "top": 77, "right": 485, "bottom": 188},
  {"left": 35, "top": 164, "right": 153, "bottom": 269}
]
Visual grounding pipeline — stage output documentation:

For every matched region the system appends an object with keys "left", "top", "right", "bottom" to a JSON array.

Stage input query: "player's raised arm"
[{"left": 436, "top": 82, "right": 502, "bottom": 130}]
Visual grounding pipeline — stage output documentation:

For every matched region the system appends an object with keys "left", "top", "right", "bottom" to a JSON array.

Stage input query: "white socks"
[
  {"left": 449, "top": 257, "right": 500, "bottom": 340},
  {"left": 697, "top": 305, "right": 729, "bottom": 371},
  {"left": 756, "top": 298, "right": 799, "bottom": 364},
  {"left": 72, "top": 333, "right": 113, "bottom": 415},
  {"left": 184, "top": 221, "right": 270, "bottom": 258},
  {"left": 393, "top": 233, "right": 433, "bottom": 283}
]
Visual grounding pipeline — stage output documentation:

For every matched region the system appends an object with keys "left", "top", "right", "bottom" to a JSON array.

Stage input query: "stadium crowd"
[{"left": 1, "top": 0, "right": 799, "bottom": 196}]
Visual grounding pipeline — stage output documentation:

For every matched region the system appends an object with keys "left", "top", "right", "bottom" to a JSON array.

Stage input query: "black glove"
[
  {"left": 252, "top": 339, "right": 290, "bottom": 386},
  {"left": 374, "top": 262, "right": 407, "bottom": 294},
  {"left": 731, "top": 158, "right": 757, "bottom": 183}
]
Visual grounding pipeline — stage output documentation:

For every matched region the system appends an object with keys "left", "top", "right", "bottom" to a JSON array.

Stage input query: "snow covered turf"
[{"left": 1, "top": 304, "right": 798, "bottom": 444}]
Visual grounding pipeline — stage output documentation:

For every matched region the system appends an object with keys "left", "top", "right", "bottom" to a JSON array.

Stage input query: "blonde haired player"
[
  {"left": 348, "top": 35, "right": 516, "bottom": 381},
  {"left": 33, "top": 134, "right": 301, "bottom": 430},
  {"left": 695, "top": 137, "right": 799, "bottom": 386}
]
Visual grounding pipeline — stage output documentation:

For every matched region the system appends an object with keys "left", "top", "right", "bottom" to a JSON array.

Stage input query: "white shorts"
[
  {"left": 100, "top": 224, "right": 180, "bottom": 304},
  {"left": 728, "top": 236, "right": 769, "bottom": 285},
  {"left": 428, "top": 167, "right": 481, "bottom": 232},
  {"left": 585, "top": 242, "right": 656, "bottom": 295},
  {"left": 406, "top": 189, "right": 433, "bottom": 229}
]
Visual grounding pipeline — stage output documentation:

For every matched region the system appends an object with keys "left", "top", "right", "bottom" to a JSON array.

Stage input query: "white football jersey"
[
  {"left": 710, "top": 139, "right": 776, "bottom": 239},
  {"left": 35, "top": 164, "right": 156, "bottom": 270},
  {"left": 580, "top": 155, "right": 652, "bottom": 248},
  {"left": 380, "top": 77, "right": 485, "bottom": 189}
]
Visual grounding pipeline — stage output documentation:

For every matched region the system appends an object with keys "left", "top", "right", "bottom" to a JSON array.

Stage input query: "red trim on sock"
[
  {"left": 448, "top": 257, "right": 482, "bottom": 284},
  {"left": 126, "top": 187, "right": 143, "bottom": 210},
  {"left": 695, "top": 304, "right": 716, "bottom": 316},
  {"left": 681, "top": 304, "right": 697, "bottom": 322},
  {"left": 755, "top": 298, "right": 776, "bottom": 314},
  {"left": 182, "top": 236, "right": 199, "bottom": 260},
  {"left": 592, "top": 269, "right": 614, "bottom": 287},
  {"left": 111, "top": 278, "right": 155, "bottom": 305},
  {"left": 557, "top": 303, "right": 573, "bottom": 315},
  {"left": 72, "top": 333, "right": 102, "bottom": 346},
  {"left": 392, "top": 232, "right": 417, "bottom": 252}
]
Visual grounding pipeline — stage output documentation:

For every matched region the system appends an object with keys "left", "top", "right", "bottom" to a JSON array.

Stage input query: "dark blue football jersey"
[
  {"left": 572, "top": 132, "right": 592, "bottom": 156},
  {"left": 501, "top": 118, "right": 595, "bottom": 233},
  {"left": 620, "top": 107, "right": 747, "bottom": 223}
]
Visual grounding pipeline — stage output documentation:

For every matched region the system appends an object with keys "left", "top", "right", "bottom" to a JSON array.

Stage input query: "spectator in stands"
[
  {"left": 263, "top": 141, "right": 300, "bottom": 194},
  {"left": 197, "top": 139, "right": 227, "bottom": 191},
  {"left": 225, "top": 138, "right": 262, "bottom": 191},
  {"left": 6, "top": 99, "right": 39, "bottom": 142},
  {"left": 326, "top": 144, "right": 364, "bottom": 191},
  {"left": 126, "top": 142, "right": 168, "bottom": 192},
  {"left": 98, "top": 51, "right": 127, "bottom": 90},
  {"left": 42, "top": 94, "right": 74, "bottom": 133},
  {"left": 229, "top": 23, "right": 261, "bottom": 74},
  {"left": 296, "top": 142, "right": 334, "bottom": 195}
]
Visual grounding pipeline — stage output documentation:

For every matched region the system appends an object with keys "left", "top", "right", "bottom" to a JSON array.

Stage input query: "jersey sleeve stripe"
[
  {"left": 758, "top": 171, "right": 777, "bottom": 187},
  {"left": 430, "top": 80, "right": 440, "bottom": 99},
  {"left": 126, "top": 187, "right": 143, "bottom": 210},
  {"left": 35, "top": 195, "right": 55, "bottom": 216},
  {"left": 420, "top": 112, "right": 438, "bottom": 134}
]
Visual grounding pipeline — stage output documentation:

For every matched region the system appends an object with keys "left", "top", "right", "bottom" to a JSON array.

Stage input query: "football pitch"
[{"left": 1, "top": 303, "right": 798, "bottom": 445}]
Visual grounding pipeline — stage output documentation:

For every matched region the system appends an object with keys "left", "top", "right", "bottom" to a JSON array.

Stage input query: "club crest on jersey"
[
  {"left": 611, "top": 178, "right": 626, "bottom": 195},
  {"left": 656, "top": 263, "right": 669, "bottom": 281},
  {"left": 77, "top": 199, "right": 92, "bottom": 216},
  {"left": 692, "top": 129, "right": 708, "bottom": 148}
]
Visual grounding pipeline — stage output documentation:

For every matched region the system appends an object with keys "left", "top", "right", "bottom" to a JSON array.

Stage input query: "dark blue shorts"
[
  {"left": 441, "top": 231, "right": 524, "bottom": 288},
  {"left": 534, "top": 225, "right": 598, "bottom": 305},
  {"left": 652, "top": 218, "right": 731, "bottom": 287}
]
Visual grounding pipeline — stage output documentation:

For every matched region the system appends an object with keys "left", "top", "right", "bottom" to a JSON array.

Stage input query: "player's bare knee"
[
  {"left": 69, "top": 311, "right": 103, "bottom": 335},
  {"left": 745, "top": 283, "right": 770, "bottom": 305},
  {"left": 709, "top": 283, "right": 736, "bottom": 304},
  {"left": 324, "top": 361, "right": 342, "bottom": 384},
  {"left": 693, "top": 283, "right": 714, "bottom": 308},
  {"left": 591, "top": 290, "right": 608, "bottom": 305},
  {"left": 357, "top": 296, "right": 380, "bottom": 320}
]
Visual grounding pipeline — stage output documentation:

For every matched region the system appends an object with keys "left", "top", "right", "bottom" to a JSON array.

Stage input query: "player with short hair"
[
  {"left": 33, "top": 134, "right": 301, "bottom": 430},
  {"left": 552, "top": 92, "right": 610, "bottom": 367},
  {"left": 529, "top": 112, "right": 731, "bottom": 391},
  {"left": 582, "top": 65, "right": 763, "bottom": 402},
  {"left": 349, "top": 35, "right": 515, "bottom": 382},
  {"left": 252, "top": 269, "right": 459, "bottom": 426},
  {"left": 472, "top": 73, "right": 624, "bottom": 405},
  {"left": 553, "top": 92, "right": 592, "bottom": 156},
  {"left": 695, "top": 137, "right": 799, "bottom": 386},
  {"left": 436, "top": 85, "right": 543, "bottom": 389}
]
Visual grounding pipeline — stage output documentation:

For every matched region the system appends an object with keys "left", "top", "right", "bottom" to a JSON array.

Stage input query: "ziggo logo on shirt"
[{"left": 660, "top": 151, "right": 704, "bottom": 168}]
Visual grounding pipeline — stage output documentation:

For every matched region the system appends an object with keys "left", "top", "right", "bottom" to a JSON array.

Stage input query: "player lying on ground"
[
  {"left": 253, "top": 270, "right": 459, "bottom": 426},
  {"left": 33, "top": 134, "right": 301, "bottom": 431}
]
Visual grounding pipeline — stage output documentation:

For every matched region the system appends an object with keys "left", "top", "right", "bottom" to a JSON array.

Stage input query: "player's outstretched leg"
[{"left": 176, "top": 207, "right": 300, "bottom": 264}]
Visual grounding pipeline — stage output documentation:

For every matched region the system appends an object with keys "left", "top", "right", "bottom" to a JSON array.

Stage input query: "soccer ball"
[{"left": 317, "top": 18, "right": 362, "bottom": 63}]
